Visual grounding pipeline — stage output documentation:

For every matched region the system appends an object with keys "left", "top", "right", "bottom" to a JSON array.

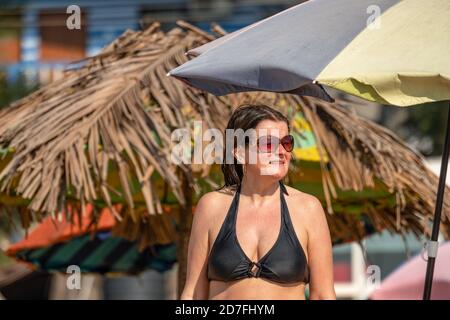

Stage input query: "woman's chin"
[{"left": 258, "top": 166, "right": 288, "bottom": 179}]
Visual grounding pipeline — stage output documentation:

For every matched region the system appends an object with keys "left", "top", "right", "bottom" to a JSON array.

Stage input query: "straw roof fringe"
[{"left": 295, "top": 94, "right": 450, "bottom": 239}]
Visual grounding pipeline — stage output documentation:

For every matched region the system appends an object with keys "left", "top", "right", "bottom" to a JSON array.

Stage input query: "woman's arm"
[
  {"left": 305, "top": 196, "right": 336, "bottom": 300},
  {"left": 180, "top": 194, "right": 212, "bottom": 300}
]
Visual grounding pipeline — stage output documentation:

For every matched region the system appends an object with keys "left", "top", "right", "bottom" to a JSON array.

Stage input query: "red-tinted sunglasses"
[{"left": 256, "top": 134, "right": 294, "bottom": 153}]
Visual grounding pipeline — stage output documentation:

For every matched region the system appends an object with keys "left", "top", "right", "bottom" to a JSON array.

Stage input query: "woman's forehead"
[{"left": 255, "top": 119, "right": 288, "bottom": 135}]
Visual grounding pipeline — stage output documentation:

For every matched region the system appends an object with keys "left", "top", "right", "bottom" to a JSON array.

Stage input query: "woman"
[{"left": 181, "top": 104, "right": 336, "bottom": 300}]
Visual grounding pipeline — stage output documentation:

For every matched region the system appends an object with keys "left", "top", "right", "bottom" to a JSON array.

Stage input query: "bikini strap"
[
  {"left": 279, "top": 180, "right": 293, "bottom": 227},
  {"left": 218, "top": 184, "right": 241, "bottom": 233},
  {"left": 279, "top": 180, "right": 289, "bottom": 195},
  {"left": 229, "top": 183, "right": 242, "bottom": 221}
]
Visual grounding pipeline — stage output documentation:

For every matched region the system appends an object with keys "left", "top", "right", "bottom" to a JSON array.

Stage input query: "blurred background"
[{"left": 0, "top": 0, "right": 448, "bottom": 300}]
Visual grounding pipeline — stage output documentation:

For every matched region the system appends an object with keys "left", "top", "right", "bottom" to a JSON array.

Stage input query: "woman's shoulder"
[
  {"left": 197, "top": 186, "right": 237, "bottom": 204},
  {"left": 284, "top": 185, "right": 325, "bottom": 217},
  {"left": 285, "top": 185, "right": 321, "bottom": 203},
  {"left": 194, "top": 186, "right": 237, "bottom": 217}
]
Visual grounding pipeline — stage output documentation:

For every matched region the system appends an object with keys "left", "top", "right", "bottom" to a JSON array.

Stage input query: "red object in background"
[
  {"left": 333, "top": 262, "right": 352, "bottom": 283},
  {"left": 39, "top": 9, "right": 86, "bottom": 61},
  {"left": 7, "top": 204, "right": 116, "bottom": 256},
  {"left": 0, "top": 37, "right": 20, "bottom": 63},
  {"left": 370, "top": 241, "right": 450, "bottom": 300}
]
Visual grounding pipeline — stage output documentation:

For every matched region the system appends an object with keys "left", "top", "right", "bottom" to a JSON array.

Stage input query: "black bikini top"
[{"left": 207, "top": 180, "right": 310, "bottom": 284}]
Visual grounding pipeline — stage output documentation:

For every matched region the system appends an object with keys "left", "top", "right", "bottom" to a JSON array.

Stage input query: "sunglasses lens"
[
  {"left": 257, "top": 135, "right": 294, "bottom": 153},
  {"left": 281, "top": 135, "right": 294, "bottom": 152}
]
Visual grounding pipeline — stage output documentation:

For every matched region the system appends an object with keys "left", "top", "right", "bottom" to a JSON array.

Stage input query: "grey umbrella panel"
[{"left": 169, "top": 0, "right": 399, "bottom": 98}]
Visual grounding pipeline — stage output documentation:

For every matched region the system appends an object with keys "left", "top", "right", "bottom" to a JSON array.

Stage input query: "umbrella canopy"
[
  {"left": 6, "top": 206, "right": 177, "bottom": 275},
  {"left": 370, "top": 241, "right": 450, "bottom": 300},
  {"left": 169, "top": 0, "right": 450, "bottom": 107}
]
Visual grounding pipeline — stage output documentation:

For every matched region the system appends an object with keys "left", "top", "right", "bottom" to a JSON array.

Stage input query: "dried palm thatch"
[{"left": 0, "top": 21, "right": 449, "bottom": 253}]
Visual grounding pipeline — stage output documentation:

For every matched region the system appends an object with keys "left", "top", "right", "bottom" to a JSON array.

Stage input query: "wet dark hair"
[{"left": 220, "top": 104, "right": 290, "bottom": 189}]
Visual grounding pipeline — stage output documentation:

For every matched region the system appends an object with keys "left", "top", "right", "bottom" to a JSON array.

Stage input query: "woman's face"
[{"left": 237, "top": 119, "right": 292, "bottom": 181}]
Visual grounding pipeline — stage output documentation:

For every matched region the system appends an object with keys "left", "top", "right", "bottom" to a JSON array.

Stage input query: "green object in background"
[{"left": 0, "top": 71, "right": 38, "bottom": 109}]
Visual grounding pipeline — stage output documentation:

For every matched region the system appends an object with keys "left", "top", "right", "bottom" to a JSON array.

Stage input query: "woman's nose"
[{"left": 275, "top": 141, "right": 287, "bottom": 156}]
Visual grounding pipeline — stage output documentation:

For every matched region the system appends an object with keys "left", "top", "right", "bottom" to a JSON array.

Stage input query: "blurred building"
[
  {"left": 103, "top": 265, "right": 178, "bottom": 299},
  {"left": 0, "top": 0, "right": 303, "bottom": 84}
]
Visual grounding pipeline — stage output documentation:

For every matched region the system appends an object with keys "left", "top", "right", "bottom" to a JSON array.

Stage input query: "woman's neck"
[{"left": 240, "top": 175, "right": 280, "bottom": 206}]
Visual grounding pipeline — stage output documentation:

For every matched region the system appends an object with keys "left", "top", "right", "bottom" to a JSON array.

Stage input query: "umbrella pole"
[{"left": 423, "top": 101, "right": 450, "bottom": 300}]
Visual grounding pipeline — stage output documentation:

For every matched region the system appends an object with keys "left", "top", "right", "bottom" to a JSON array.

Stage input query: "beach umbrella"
[
  {"left": 5, "top": 205, "right": 177, "bottom": 274},
  {"left": 370, "top": 241, "right": 450, "bottom": 300},
  {"left": 168, "top": 0, "right": 450, "bottom": 299}
]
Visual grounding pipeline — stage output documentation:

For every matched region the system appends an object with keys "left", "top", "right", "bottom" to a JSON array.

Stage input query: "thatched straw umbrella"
[{"left": 0, "top": 22, "right": 449, "bottom": 296}]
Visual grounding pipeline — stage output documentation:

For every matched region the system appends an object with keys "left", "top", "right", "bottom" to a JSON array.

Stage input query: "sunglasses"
[{"left": 256, "top": 134, "right": 294, "bottom": 153}]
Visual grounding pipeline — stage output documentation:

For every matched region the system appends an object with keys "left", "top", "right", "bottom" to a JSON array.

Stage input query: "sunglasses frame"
[{"left": 255, "top": 134, "right": 295, "bottom": 153}]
